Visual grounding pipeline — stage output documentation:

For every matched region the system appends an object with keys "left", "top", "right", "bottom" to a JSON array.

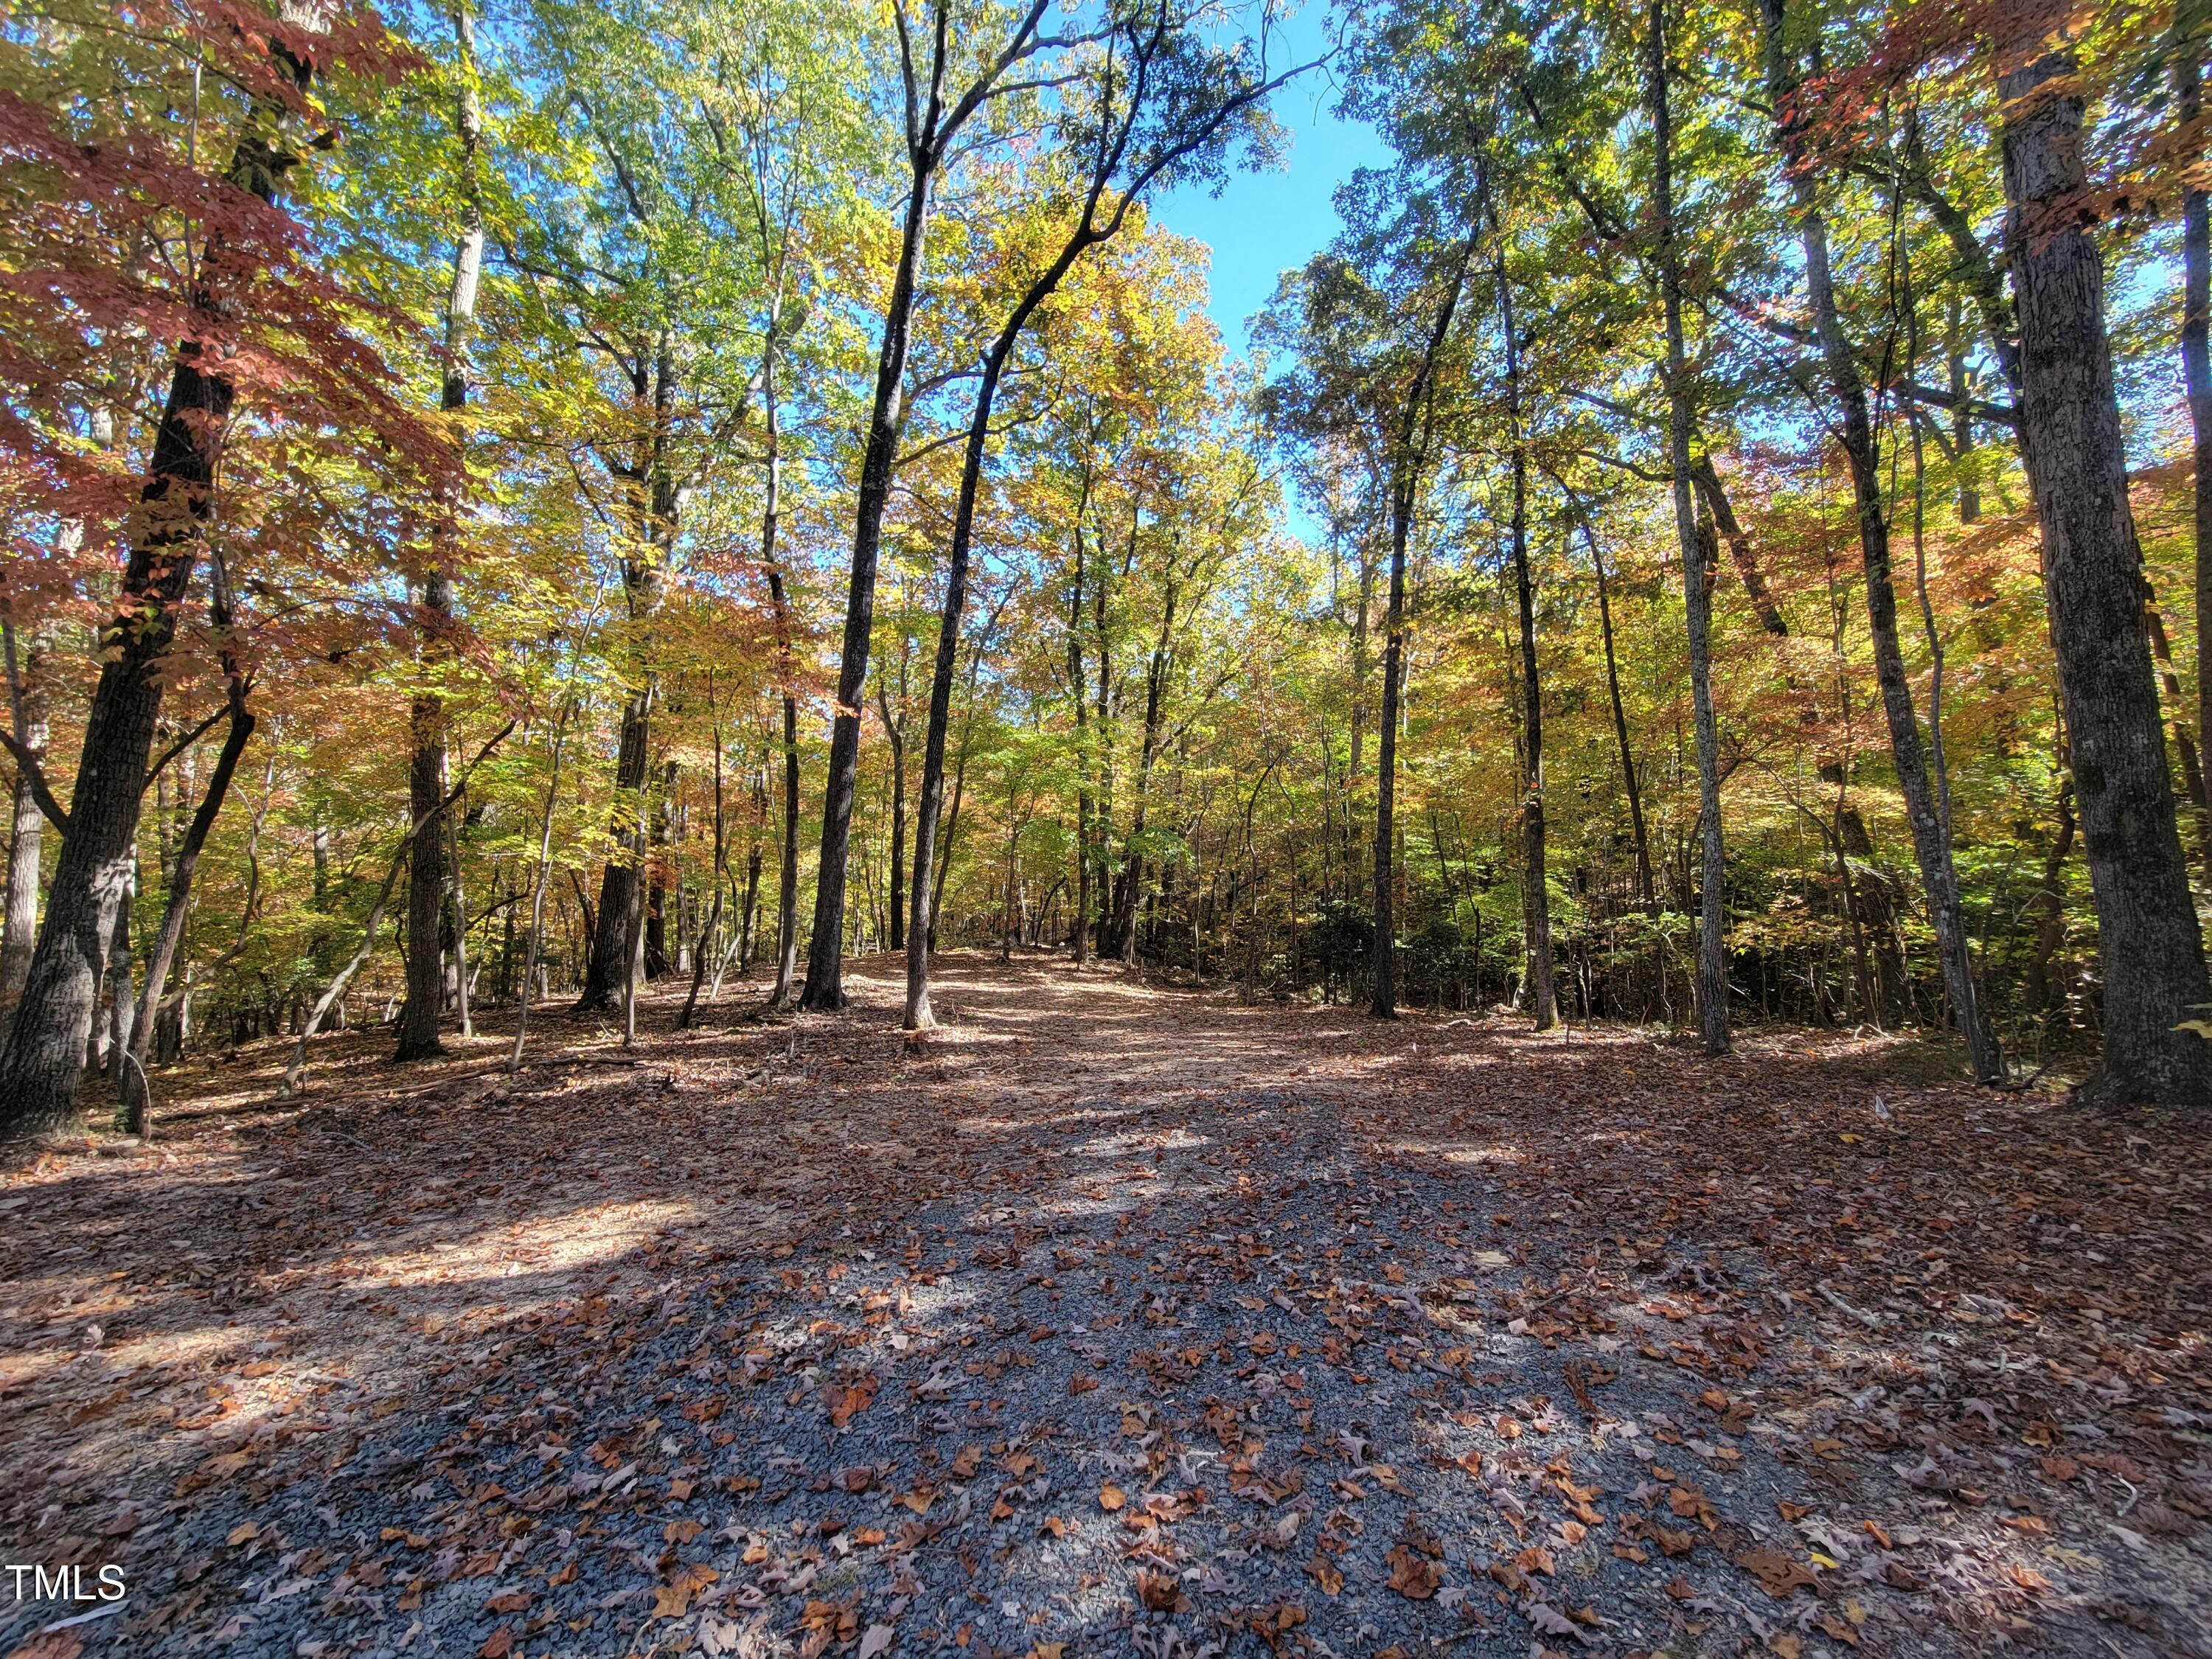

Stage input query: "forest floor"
[{"left": 3, "top": 953, "right": 2211, "bottom": 1659}]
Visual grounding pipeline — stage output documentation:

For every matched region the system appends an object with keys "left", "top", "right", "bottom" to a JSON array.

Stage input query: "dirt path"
[{"left": 3, "top": 953, "right": 2209, "bottom": 1659}]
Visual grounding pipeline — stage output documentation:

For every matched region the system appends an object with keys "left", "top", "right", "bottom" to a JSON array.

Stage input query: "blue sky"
[{"left": 1149, "top": 15, "right": 1391, "bottom": 363}]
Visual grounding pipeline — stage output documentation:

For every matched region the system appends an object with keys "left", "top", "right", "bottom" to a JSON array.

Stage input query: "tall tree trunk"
[
  {"left": 1372, "top": 229, "right": 1476, "bottom": 1018},
  {"left": 447, "top": 800, "right": 473, "bottom": 1036},
  {"left": 397, "top": 1, "right": 483, "bottom": 1060},
  {"left": 1499, "top": 260, "right": 1555, "bottom": 1029},
  {"left": 1763, "top": 0, "right": 1997, "bottom": 1079},
  {"left": 1, "top": 622, "right": 46, "bottom": 1008},
  {"left": 1994, "top": 18, "right": 2212, "bottom": 1104},
  {"left": 801, "top": 153, "right": 936, "bottom": 1011},
  {"left": 2179, "top": 38, "right": 2212, "bottom": 888},
  {"left": 1070, "top": 518, "right": 1092, "bottom": 967},
  {"left": 0, "top": 11, "right": 321, "bottom": 1135},
  {"left": 1652, "top": 0, "right": 1731, "bottom": 1054},
  {"left": 799, "top": 0, "right": 1053, "bottom": 1009},
  {"left": 757, "top": 331, "right": 802, "bottom": 1009},
  {"left": 738, "top": 764, "right": 763, "bottom": 970}
]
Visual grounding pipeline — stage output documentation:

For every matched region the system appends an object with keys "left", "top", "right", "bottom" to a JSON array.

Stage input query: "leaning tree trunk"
[
  {"left": 1996, "top": 21, "right": 2212, "bottom": 1104},
  {"left": 1652, "top": 0, "right": 1731, "bottom": 1054},
  {"left": 0, "top": 18, "right": 321, "bottom": 1135},
  {"left": 120, "top": 684, "right": 254, "bottom": 1134}
]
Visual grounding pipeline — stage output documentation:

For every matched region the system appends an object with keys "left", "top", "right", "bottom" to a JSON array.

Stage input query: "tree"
[
  {"left": 902, "top": 0, "right": 1297, "bottom": 1030},
  {"left": 800, "top": 0, "right": 1086, "bottom": 1010},
  {"left": 0, "top": 0, "right": 445, "bottom": 1135},
  {"left": 1993, "top": 7, "right": 2211, "bottom": 1104}
]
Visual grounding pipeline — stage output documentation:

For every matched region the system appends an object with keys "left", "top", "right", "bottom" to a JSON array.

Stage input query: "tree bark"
[
  {"left": 1372, "top": 229, "right": 1476, "bottom": 1018},
  {"left": 1498, "top": 258, "right": 1554, "bottom": 1030},
  {"left": 802, "top": 82, "right": 940, "bottom": 1009},
  {"left": 1652, "top": 0, "right": 1731, "bottom": 1054},
  {"left": 397, "top": 1, "right": 484, "bottom": 1060},
  {"left": 1995, "top": 19, "right": 2211, "bottom": 1103},
  {"left": 1, "top": 622, "right": 46, "bottom": 1009},
  {"left": 2179, "top": 39, "right": 2212, "bottom": 888}
]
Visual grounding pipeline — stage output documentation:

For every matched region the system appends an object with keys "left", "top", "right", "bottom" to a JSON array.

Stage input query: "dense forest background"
[{"left": 2, "top": 0, "right": 2208, "bottom": 1130}]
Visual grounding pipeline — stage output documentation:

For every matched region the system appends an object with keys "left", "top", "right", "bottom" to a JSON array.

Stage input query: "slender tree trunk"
[
  {"left": 1652, "top": 0, "right": 1731, "bottom": 1054},
  {"left": 447, "top": 795, "right": 473, "bottom": 1036},
  {"left": 1688, "top": 457, "right": 1787, "bottom": 638},
  {"left": 1, "top": 622, "right": 46, "bottom": 1008},
  {"left": 1070, "top": 521, "right": 1092, "bottom": 967},
  {"left": 880, "top": 678, "right": 907, "bottom": 954},
  {"left": 756, "top": 335, "right": 802, "bottom": 1010},
  {"left": 1762, "top": 0, "right": 1997, "bottom": 1077},
  {"left": 1578, "top": 512, "right": 1656, "bottom": 912},
  {"left": 120, "top": 688, "right": 254, "bottom": 1134},
  {"left": 397, "top": 2, "right": 483, "bottom": 1060},
  {"left": 509, "top": 705, "right": 571, "bottom": 1069},
  {"left": 0, "top": 13, "right": 322, "bottom": 1134},
  {"left": 770, "top": 579, "right": 801, "bottom": 1008},
  {"left": 643, "top": 758, "right": 677, "bottom": 977},
  {"left": 1499, "top": 263, "right": 1554, "bottom": 1029},
  {"left": 681, "top": 726, "right": 727, "bottom": 1029},
  {"left": 738, "top": 767, "right": 763, "bottom": 970},
  {"left": 2179, "top": 41, "right": 2212, "bottom": 888},
  {"left": 1371, "top": 227, "right": 1476, "bottom": 1017},
  {"left": 1995, "top": 19, "right": 2211, "bottom": 1103},
  {"left": 802, "top": 158, "right": 936, "bottom": 1010}
]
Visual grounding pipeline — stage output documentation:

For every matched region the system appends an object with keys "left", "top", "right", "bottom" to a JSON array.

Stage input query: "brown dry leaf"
[
  {"left": 1135, "top": 1570, "right": 1191, "bottom": 1613},
  {"left": 477, "top": 1628, "right": 515, "bottom": 1659},
  {"left": 1099, "top": 1481, "right": 1127, "bottom": 1512},
  {"left": 826, "top": 1374, "right": 880, "bottom": 1427},
  {"left": 482, "top": 1590, "right": 529, "bottom": 1614},
  {"left": 1306, "top": 1553, "right": 1344, "bottom": 1596},
  {"left": 1384, "top": 1544, "right": 1441, "bottom": 1599},
  {"left": 1735, "top": 1547, "right": 1819, "bottom": 1599},
  {"left": 950, "top": 1444, "right": 983, "bottom": 1479}
]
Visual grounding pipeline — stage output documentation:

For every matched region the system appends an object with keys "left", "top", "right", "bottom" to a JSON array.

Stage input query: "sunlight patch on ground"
[{"left": 353, "top": 1194, "right": 699, "bottom": 1295}]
